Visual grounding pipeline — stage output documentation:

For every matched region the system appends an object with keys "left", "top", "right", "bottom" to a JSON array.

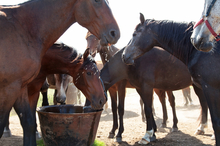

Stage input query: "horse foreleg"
[
  {"left": 136, "top": 87, "right": 156, "bottom": 145},
  {"left": 41, "top": 79, "right": 49, "bottom": 106},
  {"left": 192, "top": 84, "right": 208, "bottom": 135},
  {"left": 108, "top": 86, "right": 118, "bottom": 139},
  {"left": 154, "top": 89, "right": 167, "bottom": 128},
  {"left": 140, "top": 98, "right": 145, "bottom": 122},
  {"left": 166, "top": 91, "right": 178, "bottom": 132},
  {"left": 13, "top": 86, "right": 36, "bottom": 146},
  {"left": 29, "top": 92, "right": 42, "bottom": 139},
  {"left": 53, "top": 89, "right": 58, "bottom": 105},
  {"left": 201, "top": 85, "right": 220, "bottom": 145},
  {"left": 41, "top": 90, "right": 49, "bottom": 106},
  {"left": 115, "top": 80, "right": 126, "bottom": 142},
  {"left": 0, "top": 82, "right": 20, "bottom": 138}
]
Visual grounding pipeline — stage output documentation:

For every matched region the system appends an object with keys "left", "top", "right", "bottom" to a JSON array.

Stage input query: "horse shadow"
[
  {"left": 115, "top": 116, "right": 213, "bottom": 146},
  {"left": 117, "top": 130, "right": 213, "bottom": 146},
  {"left": 100, "top": 109, "right": 139, "bottom": 122}
]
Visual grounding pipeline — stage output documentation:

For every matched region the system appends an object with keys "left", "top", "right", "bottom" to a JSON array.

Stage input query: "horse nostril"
[
  {"left": 109, "top": 30, "right": 116, "bottom": 38},
  {"left": 100, "top": 99, "right": 104, "bottom": 106}
]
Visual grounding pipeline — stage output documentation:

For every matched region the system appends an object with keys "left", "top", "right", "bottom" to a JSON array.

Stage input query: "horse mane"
[
  {"left": 146, "top": 19, "right": 195, "bottom": 63},
  {"left": 52, "top": 42, "right": 82, "bottom": 64}
]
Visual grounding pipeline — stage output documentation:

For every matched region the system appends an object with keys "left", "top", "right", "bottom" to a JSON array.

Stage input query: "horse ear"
[
  {"left": 140, "top": 13, "right": 145, "bottom": 25},
  {"left": 83, "top": 48, "right": 90, "bottom": 60}
]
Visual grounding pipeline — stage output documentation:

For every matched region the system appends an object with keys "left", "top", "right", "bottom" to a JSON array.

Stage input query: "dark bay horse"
[
  {"left": 86, "top": 32, "right": 193, "bottom": 142},
  {"left": 4, "top": 43, "right": 106, "bottom": 140},
  {"left": 122, "top": 13, "right": 220, "bottom": 145},
  {"left": 0, "top": 0, "right": 119, "bottom": 145},
  {"left": 101, "top": 47, "right": 192, "bottom": 144}
]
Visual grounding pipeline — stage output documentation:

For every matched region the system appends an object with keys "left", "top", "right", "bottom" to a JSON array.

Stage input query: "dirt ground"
[{"left": 0, "top": 88, "right": 215, "bottom": 146}]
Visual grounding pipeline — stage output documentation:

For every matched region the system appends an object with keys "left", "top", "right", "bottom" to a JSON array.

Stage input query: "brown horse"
[
  {"left": 0, "top": 0, "right": 119, "bottom": 145},
  {"left": 4, "top": 43, "right": 106, "bottom": 140},
  {"left": 86, "top": 32, "right": 192, "bottom": 142}
]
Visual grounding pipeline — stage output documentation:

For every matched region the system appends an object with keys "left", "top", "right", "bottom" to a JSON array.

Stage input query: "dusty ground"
[{"left": 0, "top": 88, "right": 215, "bottom": 146}]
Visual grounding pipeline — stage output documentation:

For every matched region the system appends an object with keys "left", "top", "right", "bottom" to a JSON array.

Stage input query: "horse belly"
[{"left": 154, "top": 71, "right": 192, "bottom": 91}]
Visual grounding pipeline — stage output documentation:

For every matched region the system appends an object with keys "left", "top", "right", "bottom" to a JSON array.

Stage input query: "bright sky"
[{"left": 0, "top": 0, "right": 204, "bottom": 60}]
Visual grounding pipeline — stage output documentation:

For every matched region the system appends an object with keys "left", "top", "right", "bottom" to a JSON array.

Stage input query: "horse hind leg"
[
  {"left": 166, "top": 91, "right": 178, "bottom": 132},
  {"left": 182, "top": 86, "right": 193, "bottom": 106},
  {"left": 154, "top": 89, "right": 167, "bottom": 128}
]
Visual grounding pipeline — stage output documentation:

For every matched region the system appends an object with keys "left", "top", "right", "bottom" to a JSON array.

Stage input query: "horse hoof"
[
  {"left": 160, "top": 123, "right": 166, "bottom": 128},
  {"left": 211, "top": 134, "right": 215, "bottom": 140},
  {"left": 108, "top": 133, "right": 115, "bottom": 139},
  {"left": 194, "top": 129, "right": 204, "bottom": 135},
  {"left": 171, "top": 127, "right": 178, "bottom": 132},
  {"left": 2, "top": 129, "right": 12, "bottom": 137},
  {"left": 115, "top": 137, "right": 122, "bottom": 143},
  {"left": 138, "top": 138, "right": 150, "bottom": 145},
  {"left": 150, "top": 135, "right": 156, "bottom": 142},
  {"left": 36, "top": 131, "right": 42, "bottom": 139}
]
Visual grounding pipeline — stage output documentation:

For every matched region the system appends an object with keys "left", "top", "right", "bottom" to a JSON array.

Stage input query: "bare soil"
[{"left": 0, "top": 88, "right": 215, "bottom": 146}]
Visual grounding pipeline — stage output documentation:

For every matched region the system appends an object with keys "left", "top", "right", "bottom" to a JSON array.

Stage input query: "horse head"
[
  {"left": 73, "top": 48, "right": 107, "bottom": 109},
  {"left": 86, "top": 31, "right": 101, "bottom": 57},
  {"left": 122, "top": 13, "right": 156, "bottom": 65},
  {"left": 54, "top": 74, "right": 72, "bottom": 104},
  {"left": 74, "top": 0, "right": 120, "bottom": 46},
  {"left": 191, "top": 0, "right": 220, "bottom": 52}
]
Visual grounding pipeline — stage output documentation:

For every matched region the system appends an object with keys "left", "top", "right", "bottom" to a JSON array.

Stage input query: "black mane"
[{"left": 145, "top": 19, "right": 196, "bottom": 64}]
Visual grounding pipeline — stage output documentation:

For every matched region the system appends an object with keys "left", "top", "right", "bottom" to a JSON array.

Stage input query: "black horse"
[{"left": 122, "top": 13, "right": 220, "bottom": 145}]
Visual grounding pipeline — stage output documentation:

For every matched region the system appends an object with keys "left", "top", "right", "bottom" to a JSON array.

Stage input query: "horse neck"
[
  {"left": 101, "top": 48, "right": 127, "bottom": 89},
  {"left": 99, "top": 45, "right": 119, "bottom": 64},
  {"left": 14, "top": 0, "right": 77, "bottom": 55},
  {"left": 41, "top": 48, "right": 81, "bottom": 76},
  {"left": 153, "top": 22, "right": 195, "bottom": 65}
]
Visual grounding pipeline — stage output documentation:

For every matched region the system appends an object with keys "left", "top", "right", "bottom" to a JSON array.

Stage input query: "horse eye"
[
  {"left": 87, "top": 72, "right": 92, "bottom": 76},
  {"left": 133, "top": 33, "right": 136, "bottom": 37}
]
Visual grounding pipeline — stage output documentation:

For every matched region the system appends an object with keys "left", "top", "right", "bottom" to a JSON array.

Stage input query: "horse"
[
  {"left": 101, "top": 46, "right": 192, "bottom": 144},
  {"left": 122, "top": 13, "right": 220, "bottom": 145},
  {"left": 182, "top": 87, "right": 193, "bottom": 106},
  {"left": 4, "top": 42, "right": 107, "bottom": 140},
  {"left": 0, "top": 0, "right": 119, "bottom": 145},
  {"left": 86, "top": 32, "right": 193, "bottom": 142},
  {"left": 41, "top": 74, "right": 72, "bottom": 106},
  {"left": 191, "top": 0, "right": 220, "bottom": 52}
]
